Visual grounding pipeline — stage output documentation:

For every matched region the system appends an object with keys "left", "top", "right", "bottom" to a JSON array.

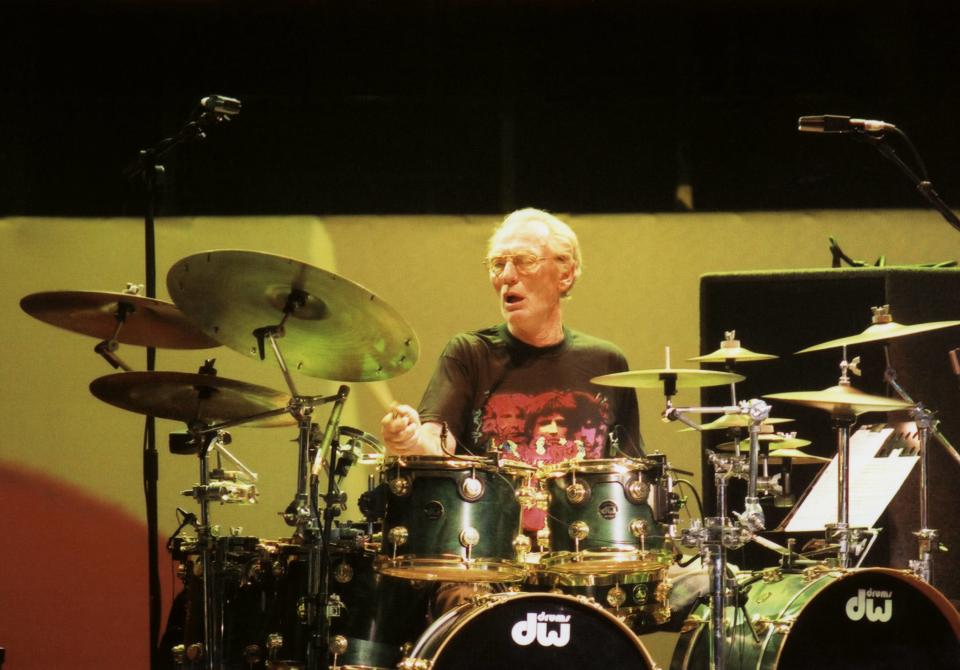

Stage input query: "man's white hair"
[{"left": 488, "top": 208, "right": 582, "bottom": 295}]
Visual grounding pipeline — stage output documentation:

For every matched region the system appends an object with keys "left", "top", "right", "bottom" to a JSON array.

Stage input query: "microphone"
[
  {"left": 200, "top": 95, "right": 242, "bottom": 116},
  {"left": 798, "top": 115, "right": 895, "bottom": 134}
]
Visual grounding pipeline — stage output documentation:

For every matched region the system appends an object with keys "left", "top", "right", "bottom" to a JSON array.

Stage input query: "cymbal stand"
[
  {"left": 825, "top": 350, "right": 866, "bottom": 569},
  {"left": 255, "top": 315, "right": 350, "bottom": 670},
  {"left": 92, "top": 287, "right": 143, "bottom": 371},
  {"left": 882, "top": 349, "right": 957, "bottom": 584},
  {"left": 665, "top": 383, "right": 770, "bottom": 670}
]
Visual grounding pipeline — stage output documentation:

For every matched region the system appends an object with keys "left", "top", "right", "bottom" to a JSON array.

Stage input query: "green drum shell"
[
  {"left": 670, "top": 567, "right": 960, "bottom": 670},
  {"left": 329, "top": 544, "right": 431, "bottom": 670},
  {"left": 530, "top": 567, "right": 672, "bottom": 634},
  {"left": 543, "top": 460, "right": 669, "bottom": 573},
  {"left": 378, "top": 456, "right": 526, "bottom": 582}
]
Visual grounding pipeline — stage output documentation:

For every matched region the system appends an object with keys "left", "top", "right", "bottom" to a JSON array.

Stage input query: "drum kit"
[{"left": 20, "top": 252, "right": 960, "bottom": 670}]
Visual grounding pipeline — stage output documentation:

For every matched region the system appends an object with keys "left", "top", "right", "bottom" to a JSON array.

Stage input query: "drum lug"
[
  {"left": 329, "top": 634, "right": 348, "bottom": 670},
  {"left": 760, "top": 567, "right": 783, "bottom": 584},
  {"left": 459, "top": 526, "right": 480, "bottom": 555},
  {"left": 267, "top": 633, "right": 284, "bottom": 659},
  {"left": 513, "top": 533, "right": 532, "bottom": 560},
  {"left": 332, "top": 561, "right": 354, "bottom": 584},
  {"left": 388, "top": 526, "right": 409, "bottom": 556},
  {"left": 459, "top": 475, "right": 485, "bottom": 501},
  {"left": 398, "top": 657, "right": 434, "bottom": 670},
  {"left": 624, "top": 477, "right": 650, "bottom": 505},
  {"left": 569, "top": 520, "right": 590, "bottom": 553},
  {"left": 606, "top": 583, "right": 627, "bottom": 609},
  {"left": 565, "top": 478, "right": 591, "bottom": 505},
  {"left": 536, "top": 526, "right": 551, "bottom": 552},
  {"left": 389, "top": 475, "right": 412, "bottom": 497},
  {"left": 752, "top": 614, "right": 795, "bottom": 637}
]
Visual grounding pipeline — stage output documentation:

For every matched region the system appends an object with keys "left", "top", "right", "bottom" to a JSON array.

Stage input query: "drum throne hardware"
[
  {"left": 795, "top": 305, "right": 960, "bottom": 584},
  {"left": 593, "top": 346, "right": 769, "bottom": 670}
]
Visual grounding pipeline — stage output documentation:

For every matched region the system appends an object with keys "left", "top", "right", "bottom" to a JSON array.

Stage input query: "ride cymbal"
[
  {"left": 591, "top": 368, "right": 744, "bottom": 389},
  {"left": 765, "top": 449, "right": 831, "bottom": 465},
  {"left": 167, "top": 250, "right": 419, "bottom": 381},
  {"left": 764, "top": 384, "right": 912, "bottom": 416},
  {"left": 20, "top": 290, "right": 219, "bottom": 349},
  {"left": 90, "top": 371, "right": 293, "bottom": 427}
]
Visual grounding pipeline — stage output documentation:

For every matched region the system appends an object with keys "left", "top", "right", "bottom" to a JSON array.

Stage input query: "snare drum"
[
  {"left": 671, "top": 567, "right": 960, "bottom": 670},
  {"left": 377, "top": 456, "right": 528, "bottom": 582},
  {"left": 541, "top": 458, "right": 673, "bottom": 575},
  {"left": 398, "top": 591, "right": 656, "bottom": 669}
]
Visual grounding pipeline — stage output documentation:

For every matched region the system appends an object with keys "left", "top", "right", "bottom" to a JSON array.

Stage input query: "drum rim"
[
  {"left": 535, "top": 564, "right": 668, "bottom": 587},
  {"left": 539, "top": 548, "right": 674, "bottom": 574},
  {"left": 539, "top": 457, "right": 657, "bottom": 477},
  {"left": 402, "top": 591, "right": 657, "bottom": 668},
  {"left": 376, "top": 555, "right": 529, "bottom": 582}
]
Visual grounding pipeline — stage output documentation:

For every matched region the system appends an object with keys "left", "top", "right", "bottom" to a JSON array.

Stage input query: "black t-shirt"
[{"left": 418, "top": 323, "right": 643, "bottom": 463}]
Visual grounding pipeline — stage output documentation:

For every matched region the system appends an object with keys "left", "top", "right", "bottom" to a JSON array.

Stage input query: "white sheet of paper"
[{"left": 783, "top": 426, "right": 918, "bottom": 532}]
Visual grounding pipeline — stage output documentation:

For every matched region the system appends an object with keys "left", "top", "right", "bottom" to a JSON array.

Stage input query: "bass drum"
[
  {"left": 398, "top": 592, "right": 657, "bottom": 670},
  {"left": 671, "top": 567, "right": 960, "bottom": 670}
]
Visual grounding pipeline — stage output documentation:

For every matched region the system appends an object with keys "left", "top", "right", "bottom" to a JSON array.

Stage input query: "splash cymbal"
[
  {"left": 20, "top": 290, "right": 219, "bottom": 349},
  {"left": 765, "top": 449, "right": 831, "bottom": 465},
  {"left": 765, "top": 384, "right": 912, "bottom": 416},
  {"left": 689, "top": 332, "right": 778, "bottom": 363},
  {"left": 715, "top": 435, "right": 813, "bottom": 451},
  {"left": 680, "top": 415, "right": 794, "bottom": 432},
  {"left": 90, "top": 371, "right": 293, "bottom": 427},
  {"left": 796, "top": 306, "right": 960, "bottom": 354},
  {"left": 591, "top": 368, "right": 744, "bottom": 389},
  {"left": 166, "top": 250, "right": 419, "bottom": 381}
]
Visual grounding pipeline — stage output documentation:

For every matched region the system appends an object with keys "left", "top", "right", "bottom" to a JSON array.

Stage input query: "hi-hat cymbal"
[
  {"left": 765, "top": 384, "right": 913, "bottom": 416},
  {"left": 797, "top": 319, "right": 960, "bottom": 354},
  {"left": 167, "top": 250, "right": 419, "bottom": 381},
  {"left": 715, "top": 435, "right": 813, "bottom": 451},
  {"left": 591, "top": 368, "right": 744, "bottom": 389},
  {"left": 20, "top": 290, "right": 219, "bottom": 349},
  {"left": 765, "top": 449, "right": 831, "bottom": 465},
  {"left": 680, "top": 415, "right": 794, "bottom": 432},
  {"left": 90, "top": 371, "right": 293, "bottom": 427}
]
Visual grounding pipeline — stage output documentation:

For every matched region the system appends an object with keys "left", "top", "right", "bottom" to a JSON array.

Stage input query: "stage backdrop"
[{"left": 1, "top": 211, "right": 958, "bottom": 668}]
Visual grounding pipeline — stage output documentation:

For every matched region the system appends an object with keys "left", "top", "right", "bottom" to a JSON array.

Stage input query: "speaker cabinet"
[{"left": 699, "top": 268, "right": 960, "bottom": 599}]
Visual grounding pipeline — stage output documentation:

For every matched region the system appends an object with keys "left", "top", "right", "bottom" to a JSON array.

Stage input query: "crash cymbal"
[
  {"left": 20, "top": 290, "right": 219, "bottom": 349},
  {"left": 90, "top": 371, "right": 293, "bottom": 427},
  {"left": 765, "top": 449, "right": 831, "bottom": 465},
  {"left": 167, "top": 250, "right": 419, "bottom": 381},
  {"left": 679, "top": 415, "right": 794, "bottom": 432},
  {"left": 689, "top": 331, "right": 778, "bottom": 363},
  {"left": 765, "top": 384, "right": 913, "bottom": 416},
  {"left": 796, "top": 306, "right": 960, "bottom": 354},
  {"left": 715, "top": 435, "right": 813, "bottom": 451},
  {"left": 591, "top": 368, "right": 744, "bottom": 389}
]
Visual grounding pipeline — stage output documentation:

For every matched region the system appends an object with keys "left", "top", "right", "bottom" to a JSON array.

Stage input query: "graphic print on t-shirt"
[{"left": 473, "top": 389, "right": 613, "bottom": 530}]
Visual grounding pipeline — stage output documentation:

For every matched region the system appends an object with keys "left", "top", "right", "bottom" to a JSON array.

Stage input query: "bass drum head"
[
  {"left": 405, "top": 592, "right": 656, "bottom": 670},
  {"left": 672, "top": 568, "right": 960, "bottom": 670}
]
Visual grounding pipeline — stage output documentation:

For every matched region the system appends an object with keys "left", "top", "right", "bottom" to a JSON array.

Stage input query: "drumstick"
[{"left": 367, "top": 380, "right": 398, "bottom": 411}]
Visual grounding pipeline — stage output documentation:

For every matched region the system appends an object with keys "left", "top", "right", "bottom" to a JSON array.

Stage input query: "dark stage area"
[{"left": 3, "top": 0, "right": 960, "bottom": 217}]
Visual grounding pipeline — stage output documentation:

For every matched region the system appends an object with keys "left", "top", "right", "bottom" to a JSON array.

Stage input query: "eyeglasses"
[{"left": 483, "top": 253, "right": 563, "bottom": 276}]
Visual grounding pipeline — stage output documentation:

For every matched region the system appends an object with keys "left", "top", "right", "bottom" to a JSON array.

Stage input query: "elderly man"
[{"left": 381, "top": 207, "right": 643, "bottom": 507}]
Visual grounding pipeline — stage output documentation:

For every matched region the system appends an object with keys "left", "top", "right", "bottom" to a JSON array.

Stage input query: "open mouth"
[{"left": 504, "top": 292, "right": 524, "bottom": 305}]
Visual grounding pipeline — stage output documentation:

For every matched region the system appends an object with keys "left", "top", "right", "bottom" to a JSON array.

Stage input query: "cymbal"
[
  {"left": 680, "top": 415, "right": 794, "bottom": 432},
  {"left": 90, "top": 371, "right": 293, "bottom": 427},
  {"left": 591, "top": 368, "right": 744, "bottom": 389},
  {"left": 765, "top": 384, "right": 913, "bottom": 416},
  {"left": 797, "top": 319, "right": 960, "bottom": 354},
  {"left": 167, "top": 250, "right": 419, "bottom": 381},
  {"left": 20, "top": 290, "right": 219, "bottom": 349},
  {"left": 715, "top": 435, "right": 813, "bottom": 451},
  {"left": 765, "top": 449, "right": 831, "bottom": 465}
]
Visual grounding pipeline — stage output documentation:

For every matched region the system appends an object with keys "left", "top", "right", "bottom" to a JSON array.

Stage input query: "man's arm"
[{"left": 380, "top": 404, "right": 457, "bottom": 456}]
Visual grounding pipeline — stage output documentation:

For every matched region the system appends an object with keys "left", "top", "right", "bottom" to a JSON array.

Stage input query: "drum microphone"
[
  {"left": 797, "top": 115, "right": 895, "bottom": 134},
  {"left": 200, "top": 95, "right": 242, "bottom": 116}
]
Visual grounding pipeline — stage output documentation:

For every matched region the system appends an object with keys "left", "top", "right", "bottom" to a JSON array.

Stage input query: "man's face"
[{"left": 487, "top": 223, "right": 569, "bottom": 336}]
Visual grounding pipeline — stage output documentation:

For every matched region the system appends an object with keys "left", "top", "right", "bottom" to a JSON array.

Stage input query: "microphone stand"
[
  {"left": 124, "top": 98, "right": 240, "bottom": 668},
  {"left": 855, "top": 127, "right": 960, "bottom": 234}
]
